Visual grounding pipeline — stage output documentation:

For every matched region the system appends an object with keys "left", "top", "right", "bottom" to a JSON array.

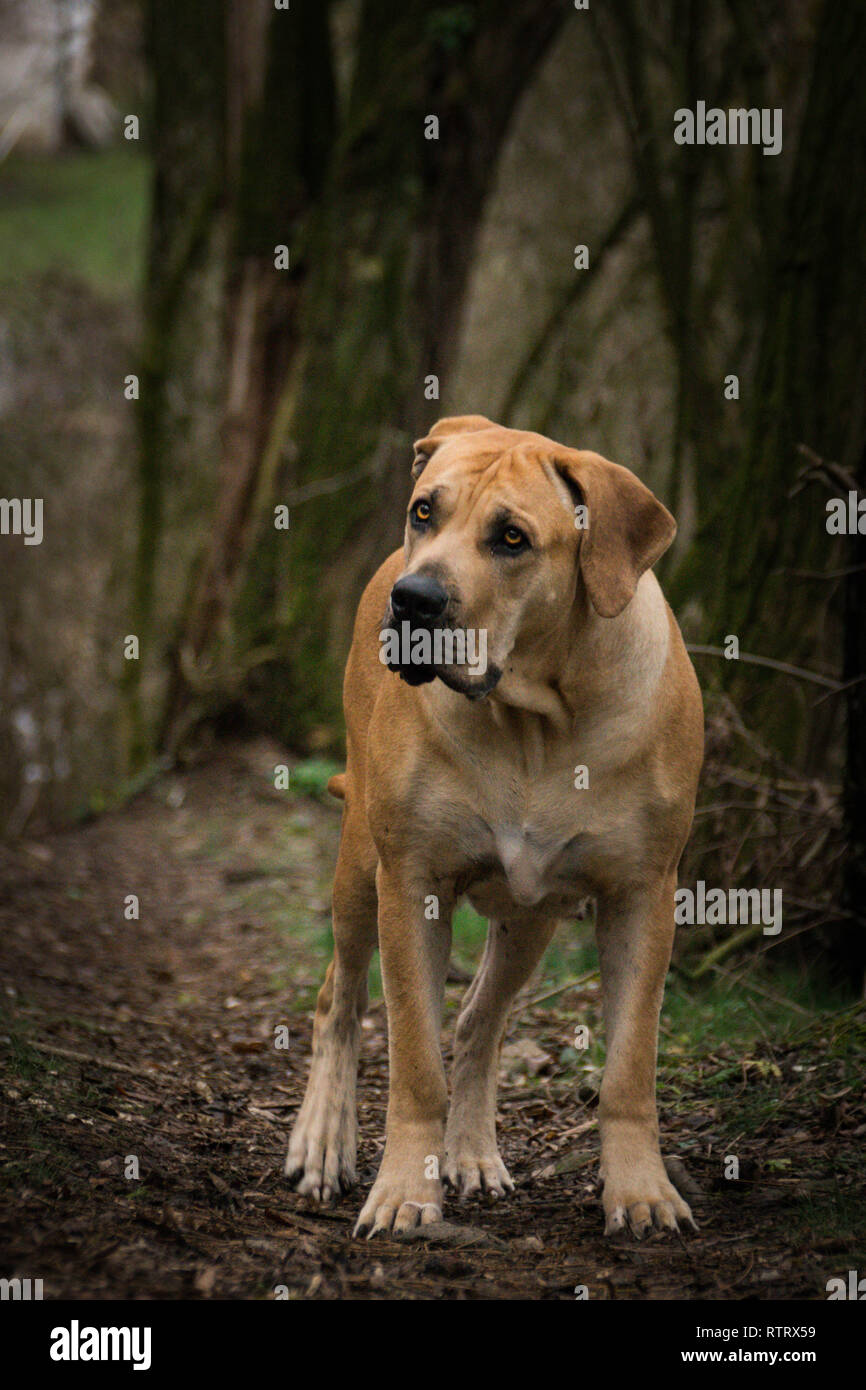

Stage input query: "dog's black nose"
[{"left": 390, "top": 573, "right": 448, "bottom": 624}]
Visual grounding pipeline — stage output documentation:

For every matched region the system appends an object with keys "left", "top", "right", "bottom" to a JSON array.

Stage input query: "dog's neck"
[{"left": 439, "top": 570, "right": 670, "bottom": 745}]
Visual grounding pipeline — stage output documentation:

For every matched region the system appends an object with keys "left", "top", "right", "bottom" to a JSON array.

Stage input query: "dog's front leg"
[
  {"left": 596, "top": 873, "right": 696, "bottom": 1238},
  {"left": 445, "top": 914, "right": 558, "bottom": 1198},
  {"left": 353, "top": 863, "right": 452, "bottom": 1238}
]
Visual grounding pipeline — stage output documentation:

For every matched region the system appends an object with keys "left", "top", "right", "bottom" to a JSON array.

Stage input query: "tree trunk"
[
  {"left": 705, "top": 0, "right": 866, "bottom": 657},
  {"left": 128, "top": 1, "right": 336, "bottom": 760},
  {"left": 124, "top": 0, "right": 229, "bottom": 766},
  {"left": 236, "top": 0, "right": 567, "bottom": 748},
  {"left": 159, "top": 1, "right": 336, "bottom": 751},
  {"left": 843, "top": 438, "right": 866, "bottom": 993}
]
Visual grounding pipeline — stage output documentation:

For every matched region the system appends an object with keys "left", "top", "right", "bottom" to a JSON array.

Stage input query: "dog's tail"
[{"left": 327, "top": 772, "right": 347, "bottom": 800}]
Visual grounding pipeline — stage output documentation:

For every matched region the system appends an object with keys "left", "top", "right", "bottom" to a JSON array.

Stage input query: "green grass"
[
  {"left": 662, "top": 966, "right": 851, "bottom": 1055},
  {"left": 0, "top": 148, "right": 149, "bottom": 296},
  {"left": 289, "top": 759, "right": 343, "bottom": 797},
  {"left": 791, "top": 1188, "right": 866, "bottom": 1258},
  {"left": 0, "top": 1011, "right": 109, "bottom": 1192},
  {"left": 3, "top": 1030, "right": 66, "bottom": 1085},
  {"left": 452, "top": 901, "right": 488, "bottom": 962},
  {"left": 451, "top": 902, "right": 596, "bottom": 989},
  {"left": 273, "top": 902, "right": 598, "bottom": 1009}
]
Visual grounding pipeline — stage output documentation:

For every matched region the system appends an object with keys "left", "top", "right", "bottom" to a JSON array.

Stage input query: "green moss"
[{"left": 0, "top": 149, "right": 149, "bottom": 296}]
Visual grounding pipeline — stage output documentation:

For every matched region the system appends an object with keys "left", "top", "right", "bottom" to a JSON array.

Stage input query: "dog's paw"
[
  {"left": 600, "top": 1154, "right": 697, "bottom": 1239},
  {"left": 285, "top": 1091, "right": 357, "bottom": 1203},
  {"left": 353, "top": 1163, "right": 444, "bottom": 1239},
  {"left": 443, "top": 1140, "right": 514, "bottom": 1199}
]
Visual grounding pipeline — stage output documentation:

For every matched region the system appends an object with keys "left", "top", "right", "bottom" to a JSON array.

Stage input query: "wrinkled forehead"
[{"left": 413, "top": 432, "right": 574, "bottom": 532}]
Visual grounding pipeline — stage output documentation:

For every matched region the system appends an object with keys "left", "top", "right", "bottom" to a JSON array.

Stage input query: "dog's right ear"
[{"left": 412, "top": 415, "right": 496, "bottom": 478}]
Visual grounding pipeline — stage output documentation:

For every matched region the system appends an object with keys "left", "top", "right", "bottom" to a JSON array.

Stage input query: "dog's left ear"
[
  {"left": 555, "top": 450, "right": 676, "bottom": 618},
  {"left": 412, "top": 415, "right": 496, "bottom": 478}
]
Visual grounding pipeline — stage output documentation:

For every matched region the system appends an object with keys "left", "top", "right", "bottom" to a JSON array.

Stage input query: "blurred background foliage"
[{"left": 0, "top": 0, "right": 864, "bottom": 988}]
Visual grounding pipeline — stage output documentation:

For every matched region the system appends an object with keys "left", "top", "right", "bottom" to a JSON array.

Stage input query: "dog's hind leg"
[
  {"left": 595, "top": 873, "right": 696, "bottom": 1237},
  {"left": 285, "top": 817, "right": 377, "bottom": 1202},
  {"left": 444, "top": 913, "right": 558, "bottom": 1198}
]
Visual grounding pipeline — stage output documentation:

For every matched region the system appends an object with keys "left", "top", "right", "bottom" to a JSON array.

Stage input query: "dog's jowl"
[{"left": 286, "top": 416, "right": 703, "bottom": 1240}]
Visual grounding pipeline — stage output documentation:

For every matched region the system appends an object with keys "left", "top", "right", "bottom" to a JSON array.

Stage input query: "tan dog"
[{"left": 286, "top": 416, "right": 703, "bottom": 1240}]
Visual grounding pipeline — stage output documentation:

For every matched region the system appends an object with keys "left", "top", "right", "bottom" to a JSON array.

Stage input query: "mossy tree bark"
[
  {"left": 843, "top": 438, "right": 866, "bottom": 992},
  {"left": 687, "top": 0, "right": 866, "bottom": 797},
  {"left": 708, "top": 1, "right": 866, "bottom": 657},
  {"left": 234, "top": 0, "right": 567, "bottom": 748},
  {"left": 128, "top": 0, "right": 335, "bottom": 761},
  {"left": 125, "top": 0, "right": 228, "bottom": 766},
  {"left": 135, "top": 1, "right": 564, "bottom": 756},
  {"left": 593, "top": 0, "right": 866, "bottom": 753},
  {"left": 158, "top": 2, "right": 336, "bottom": 751}
]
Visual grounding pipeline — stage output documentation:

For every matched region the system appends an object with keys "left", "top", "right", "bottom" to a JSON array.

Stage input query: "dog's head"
[{"left": 381, "top": 415, "right": 676, "bottom": 697}]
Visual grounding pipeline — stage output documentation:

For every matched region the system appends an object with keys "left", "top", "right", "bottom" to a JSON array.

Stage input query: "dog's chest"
[
  {"left": 491, "top": 824, "right": 580, "bottom": 908},
  {"left": 454, "top": 772, "right": 637, "bottom": 913}
]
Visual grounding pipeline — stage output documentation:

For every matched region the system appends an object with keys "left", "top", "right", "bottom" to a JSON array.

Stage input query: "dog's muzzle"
[
  {"left": 381, "top": 572, "right": 445, "bottom": 686},
  {"left": 380, "top": 575, "right": 501, "bottom": 697}
]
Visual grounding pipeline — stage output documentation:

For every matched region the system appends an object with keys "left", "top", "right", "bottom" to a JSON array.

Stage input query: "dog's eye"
[
  {"left": 412, "top": 500, "right": 432, "bottom": 525},
  {"left": 494, "top": 524, "right": 528, "bottom": 555}
]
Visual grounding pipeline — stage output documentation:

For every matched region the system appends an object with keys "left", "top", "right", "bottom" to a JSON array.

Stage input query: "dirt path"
[{"left": 0, "top": 741, "right": 863, "bottom": 1300}]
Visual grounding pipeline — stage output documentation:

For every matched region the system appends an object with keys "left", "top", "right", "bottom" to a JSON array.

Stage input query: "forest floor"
[{"left": 1, "top": 739, "right": 864, "bottom": 1301}]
